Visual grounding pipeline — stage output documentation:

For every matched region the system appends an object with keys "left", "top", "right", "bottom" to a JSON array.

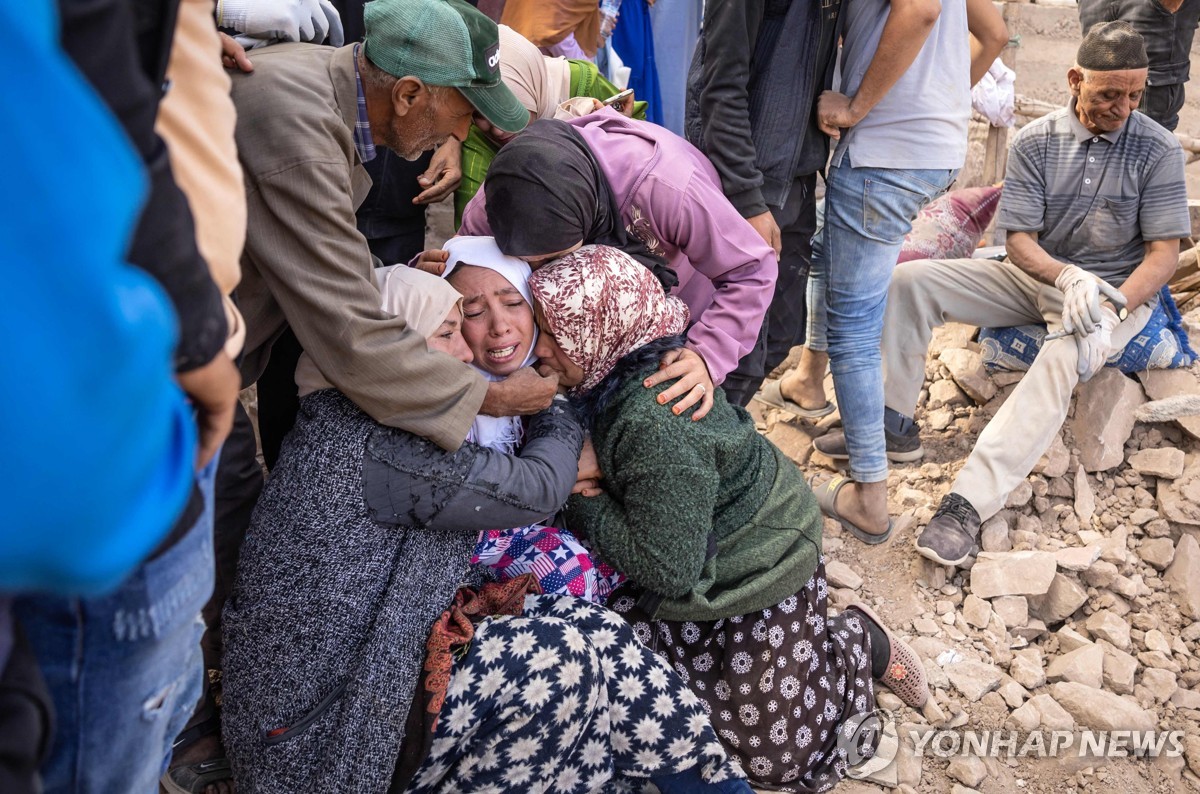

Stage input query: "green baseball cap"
[{"left": 363, "top": 0, "right": 529, "bottom": 133}]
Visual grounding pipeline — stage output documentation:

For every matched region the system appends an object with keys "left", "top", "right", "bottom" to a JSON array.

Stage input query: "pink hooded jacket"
[{"left": 460, "top": 108, "right": 778, "bottom": 385}]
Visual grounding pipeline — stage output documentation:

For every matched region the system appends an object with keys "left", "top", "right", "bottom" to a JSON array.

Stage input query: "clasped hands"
[{"left": 1054, "top": 265, "right": 1128, "bottom": 382}]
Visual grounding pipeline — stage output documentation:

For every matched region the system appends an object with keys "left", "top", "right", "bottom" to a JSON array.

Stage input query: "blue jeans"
[
  {"left": 16, "top": 458, "right": 217, "bottom": 794},
  {"left": 815, "top": 156, "right": 957, "bottom": 482}
]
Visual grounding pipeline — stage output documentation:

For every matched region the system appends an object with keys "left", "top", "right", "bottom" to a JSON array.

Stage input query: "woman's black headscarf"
[{"left": 483, "top": 119, "right": 677, "bottom": 291}]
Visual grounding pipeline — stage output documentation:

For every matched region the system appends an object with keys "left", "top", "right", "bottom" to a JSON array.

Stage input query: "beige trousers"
[{"left": 882, "top": 257, "right": 1152, "bottom": 520}]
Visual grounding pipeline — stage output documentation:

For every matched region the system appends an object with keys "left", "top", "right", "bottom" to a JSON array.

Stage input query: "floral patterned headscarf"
[{"left": 529, "top": 245, "right": 689, "bottom": 396}]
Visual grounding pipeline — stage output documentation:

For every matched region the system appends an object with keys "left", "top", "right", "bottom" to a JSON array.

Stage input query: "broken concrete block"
[
  {"left": 1074, "top": 467, "right": 1095, "bottom": 524},
  {"left": 1158, "top": 454, "right": 1200, "bottom": 526},
  {"left": 1070, "top": 368, "right": 1146, "bottom": 472},
  {"left": 946, "top": 661, "right": 1002, "bottom": 701},
  {"left": 962, "top": 594, "right": 991, "bottom": 629},
  {"left": 1166, "top": 534, "right": 1200, "bottom": 620},
  {"left": 1127, "top": 447, "right": 1186, "bottom": 479},
  {"left": 939, "top": 348, "right": 997, "bottom": 404},
  {"left": 1046, "top": 643, "right": 1105, "bottom": 688},
  {"left": 1137, "top": 537, "right": 1176, "bottom": 571},
  {"left": 1136, "top": 368, "right": 1200, "bottom": 440},
  {"left": 969, "top": 551, "right": 1057, "bottom": 599},
  {"left": 991, "top": 595, "right": 1028, "bottom": 628},
  {"left": 826, "top": 560, "right": 863, "bottom": 591},
  {"left": 1055, "top": 545, "right": 1101, "bottom": 572},
  {"left": 1050, "top": 682, "right": 1156, "bottom": 731},
  {"left": 1028, "top": 573, "right": 1089, "bottom": 624},
  {"left": 1034, "top": 433, "right": 1071, "bottom": 479},
  {"left": 1086, "top": 610, "right": 1131, "bottom": 651}
]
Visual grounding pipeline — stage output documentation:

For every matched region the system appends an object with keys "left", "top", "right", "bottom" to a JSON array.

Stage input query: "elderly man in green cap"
[{"left": 188, "top": 5, "right": 557, "bottom": 792}]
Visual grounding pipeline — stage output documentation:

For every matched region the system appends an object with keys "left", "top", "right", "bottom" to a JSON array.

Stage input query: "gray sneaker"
[
  {"left": 915, "top": 494, "right": 980, "bottom": 567},
  {"left": 812, "top": 426, "right": 925, "bottom": 463}
]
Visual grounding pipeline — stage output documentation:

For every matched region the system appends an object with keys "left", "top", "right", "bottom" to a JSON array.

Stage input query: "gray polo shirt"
[{"left": 997, "top": 99, "right": 1189, "bottom": 285}]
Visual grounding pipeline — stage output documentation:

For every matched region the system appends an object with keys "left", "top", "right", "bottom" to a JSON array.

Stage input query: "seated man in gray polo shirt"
[{"left": 881, "top": 21, "right": 1190, "bottom": 566}]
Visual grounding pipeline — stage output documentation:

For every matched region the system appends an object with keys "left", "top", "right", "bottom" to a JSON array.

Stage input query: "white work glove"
[
  {"left": 1074, "top": 307, "right": 1120, "bottom": 382},
  {"left": 218, "top": 0, "right": 345, "bottom": 46},
  {"left": 1055, "top": 264, "right": 1127, "bottom": 337}
]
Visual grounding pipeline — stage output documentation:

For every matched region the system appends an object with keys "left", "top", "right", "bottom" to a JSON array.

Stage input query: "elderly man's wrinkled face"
[
  {"left": 385, "top": 84, "right": 475, "bottom": 161},
  {"left": 1068, "top": 66, "right": 1147, "bottom": 134}
]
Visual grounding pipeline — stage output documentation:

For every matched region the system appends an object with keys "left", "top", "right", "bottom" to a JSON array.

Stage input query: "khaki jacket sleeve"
[{"left": 245, "top": 157, "right": 486, "bottom": 450}]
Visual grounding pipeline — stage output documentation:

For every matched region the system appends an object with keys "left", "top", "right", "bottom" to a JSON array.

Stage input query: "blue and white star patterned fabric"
[{"left": 406, "top": 595, "right": 743, "bottom": 793}]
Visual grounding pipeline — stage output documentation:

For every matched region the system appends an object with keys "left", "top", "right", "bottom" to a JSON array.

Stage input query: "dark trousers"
[
  {"left": 1140, "top": 82, "right": 1184, "bottom": 132},
  {"left": 723, "top": 173, "right": 819, "bottom": 407},
  {"left": 0, "top": 619, "right": 52, "bottom": 794}
]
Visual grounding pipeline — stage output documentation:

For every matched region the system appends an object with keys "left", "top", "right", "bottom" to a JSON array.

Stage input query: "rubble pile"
[{"left": 756, "top": 312, "right": 1200, "bottom": 793}]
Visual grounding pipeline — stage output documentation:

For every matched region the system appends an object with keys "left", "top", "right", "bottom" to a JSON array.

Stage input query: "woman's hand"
[
  {"left": 413, "top": 248, "right": 450, "bottom": 275},
  {"left": 572, "top": 438, "right": 604, "bottom": 497},
  {"left": 643, "top": 347, "right": 715, "bottom": 421},
  {"left": 613, "top": 90, "right": 636, "bottom": 117}
]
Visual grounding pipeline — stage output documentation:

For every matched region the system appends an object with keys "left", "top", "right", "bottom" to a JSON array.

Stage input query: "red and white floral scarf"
[{"left": 529, "top": 245, "right": 689, "bottom": 395}]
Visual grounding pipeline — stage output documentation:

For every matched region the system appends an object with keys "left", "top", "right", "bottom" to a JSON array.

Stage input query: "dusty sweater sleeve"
[
  {"left": 245, "top": 159, "right": 487, "bottom": 450},
  {"left": 691, "top": 0, "right": 768, "bottom": 218},
  {"left": 363, "top": 400, "right": 585, "bottom": 532},
  {"left": 563, "top": 401, "right": 721, "bottom": 598}
]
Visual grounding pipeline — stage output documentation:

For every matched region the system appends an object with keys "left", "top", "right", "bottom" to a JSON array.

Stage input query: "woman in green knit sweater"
[
  {"left": 453, "top": 25, "right": 647, "bottom": 227},
  {"left": 528, "top": 245, "right": 926, "bottom": 793}
]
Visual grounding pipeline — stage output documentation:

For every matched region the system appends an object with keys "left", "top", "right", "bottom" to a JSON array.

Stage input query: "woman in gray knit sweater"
[{"left": 220, "top": 267, "right": 748, "bottom": 794}]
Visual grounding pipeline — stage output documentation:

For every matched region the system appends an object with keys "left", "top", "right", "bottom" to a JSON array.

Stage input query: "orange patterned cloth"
[
  {"left": 422, "top": 574, "right": 542, "bottom": 722},
  {"left": 500, "top": 0, "right": 602, "bottom": 57}
]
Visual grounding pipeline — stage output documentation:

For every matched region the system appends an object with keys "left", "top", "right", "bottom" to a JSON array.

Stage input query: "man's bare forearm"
[
  {"left": 848, "top": 0, "right": 942, "bottom": 120},
  {"left": 1006, "top": 231, "right": 1067, "bottom": 285},
  {"left": 966, "top": 0, "right": 1008, "bottom": 86},
  {"left": 1112, "top": 239, "right": 1179, "bottom": 309}
]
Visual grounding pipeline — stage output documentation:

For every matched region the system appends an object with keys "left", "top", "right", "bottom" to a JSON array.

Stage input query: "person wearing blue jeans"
[
  {"left": 14, "top": 459, "right": 218, "bottom": 793},
  {"left": 807, "top": 0, "right": 1006, "bottom": 541}
]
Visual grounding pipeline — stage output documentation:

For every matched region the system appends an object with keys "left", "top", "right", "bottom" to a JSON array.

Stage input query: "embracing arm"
[
  {"left": 364, "top": 400, "right": 585, "bottom": 532},
  {"left": 246, "top": 161, "right": 486, "bottom": 450},
  {"left": 564, "top": 406, "right": 720, "bottom": 598},
  {"left": 663, "top": 172, "right": 778, "bottom": 385}
]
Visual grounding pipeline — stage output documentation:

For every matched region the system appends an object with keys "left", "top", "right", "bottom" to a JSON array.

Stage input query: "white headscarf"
[
  {"left": 443, "top": 236, "right": 539, "bottom": 453},
  {"left": 294, "top": 265, "right": 463, "bottom": 397}
]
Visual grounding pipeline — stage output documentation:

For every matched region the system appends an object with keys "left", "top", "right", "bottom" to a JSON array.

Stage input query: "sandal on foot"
[
  {"left": 753, "top": 380, "right": 835, "bottom": 420},
  {"left": 161, "top": 714, "right": 233, "bottom": 794},
  {"left": 846, "top": 602, "right": 929, "bottom": 709},
  {"left": 809, "top": 475, "right": 894, "bottom": 546}
]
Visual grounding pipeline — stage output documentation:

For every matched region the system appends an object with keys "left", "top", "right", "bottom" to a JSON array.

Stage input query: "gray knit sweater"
[{"left": 221, "top": 390, "right": 584, "bottom": 793}]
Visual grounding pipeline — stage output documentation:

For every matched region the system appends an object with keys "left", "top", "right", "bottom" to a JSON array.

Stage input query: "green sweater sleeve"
[
  {"left": 567, "top": 60, "right": 648, "bottom": 120},
  {"left": 564, "top": 401, "right": 719, "bottom": 598},
  {"left": 453, "top": 127, "right": 499, "bottom": 229}
]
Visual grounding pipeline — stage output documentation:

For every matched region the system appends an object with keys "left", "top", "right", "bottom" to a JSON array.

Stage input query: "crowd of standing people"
[{"left": 2, "top": 0, "right": 1197, "bottom": 792}]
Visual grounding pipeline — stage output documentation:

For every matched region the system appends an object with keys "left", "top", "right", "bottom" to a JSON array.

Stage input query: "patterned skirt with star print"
[
  {"left": 404, "top": 594, "right": 745, "bottom": 793},
  {"left": 609, "top": 559, "right": 877, "bottom": 793}
]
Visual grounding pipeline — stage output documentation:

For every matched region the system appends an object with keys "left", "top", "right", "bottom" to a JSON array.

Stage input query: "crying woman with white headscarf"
[{"left": 442, "top": 236, "right": 625, "bottom": 603}]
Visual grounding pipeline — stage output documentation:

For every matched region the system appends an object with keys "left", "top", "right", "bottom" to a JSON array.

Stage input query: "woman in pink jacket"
[{"left": 457, "top": 110, "right": 777, "bottom": 419}]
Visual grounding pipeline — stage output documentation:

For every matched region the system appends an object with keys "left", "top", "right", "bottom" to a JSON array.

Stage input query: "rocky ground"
[{"left": 746, "top": 308, "right": 1200, "bottom": 793}]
